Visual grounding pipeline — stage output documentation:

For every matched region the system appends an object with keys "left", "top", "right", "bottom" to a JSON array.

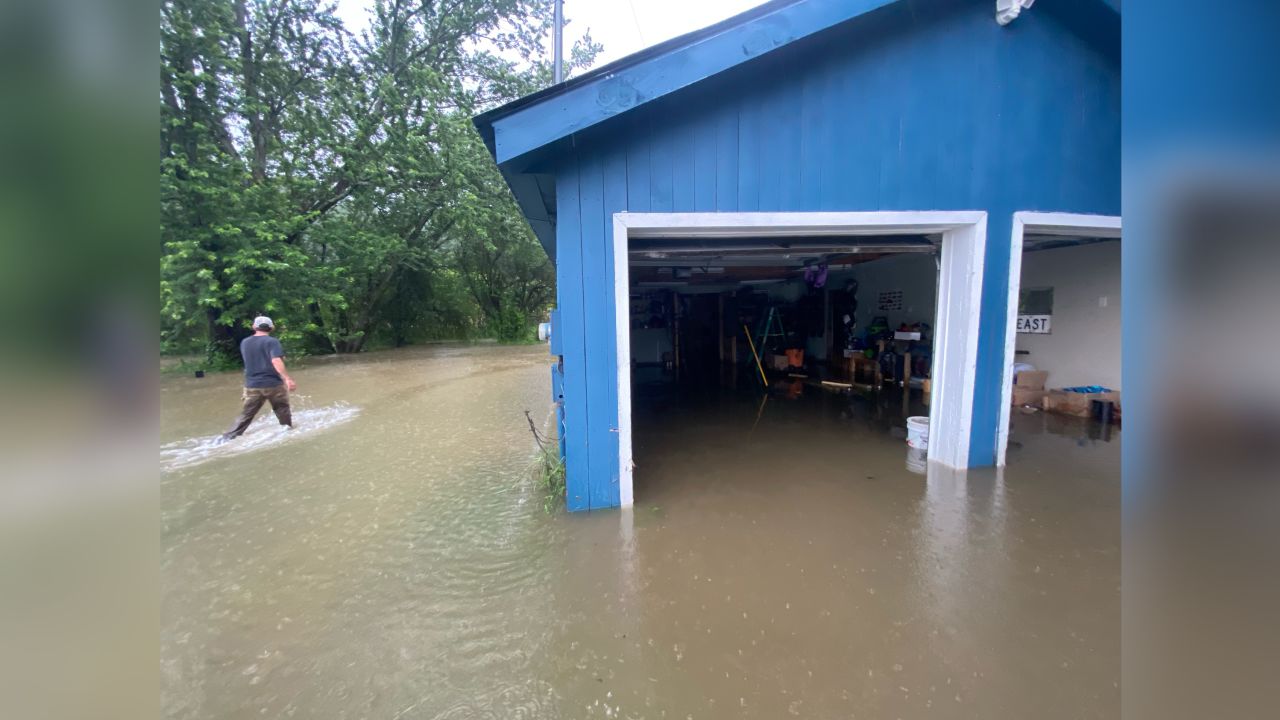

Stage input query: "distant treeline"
[{"left": 161, "top": 0, "right": 599, "bottom": 361}]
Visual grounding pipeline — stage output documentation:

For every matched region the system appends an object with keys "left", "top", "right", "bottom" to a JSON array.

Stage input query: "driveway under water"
[{"left": 162, "top": 344, "right": 1119, "bottom": 719}]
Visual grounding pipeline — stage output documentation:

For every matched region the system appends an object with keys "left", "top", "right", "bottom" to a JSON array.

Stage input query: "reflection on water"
[{"left": 162, "top": 348, "right": 1119, "bottom": 719}]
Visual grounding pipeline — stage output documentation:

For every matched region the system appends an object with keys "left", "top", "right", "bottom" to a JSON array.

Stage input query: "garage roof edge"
[{"left": 473, "top": 0, "right": 908, "bottom": 165}]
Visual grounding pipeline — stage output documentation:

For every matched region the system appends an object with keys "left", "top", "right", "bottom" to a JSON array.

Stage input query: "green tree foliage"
[{"left": 161, "top": 0, "right": 598, "bottom": 359}]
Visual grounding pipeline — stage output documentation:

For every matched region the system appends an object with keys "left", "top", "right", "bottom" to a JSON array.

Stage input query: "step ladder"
[{"left": 756, "top": 307, "right": 786, "bottom": 351}]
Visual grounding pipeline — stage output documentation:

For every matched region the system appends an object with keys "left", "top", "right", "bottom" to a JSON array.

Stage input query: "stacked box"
[{"left": 1012, "top": 370, "right": 1048, "bottom": 407}]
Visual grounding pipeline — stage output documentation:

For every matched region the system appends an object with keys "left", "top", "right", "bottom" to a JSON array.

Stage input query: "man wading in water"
[{"left": 220, "top": 316, "right": 297, "bottom": 441}]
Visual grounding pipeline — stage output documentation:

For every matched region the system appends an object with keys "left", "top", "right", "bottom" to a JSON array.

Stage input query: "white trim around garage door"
[
  {"left": 613, "top": 211, "right": 989, "bottom": 508},
  {"left": 998, "top": 212, "right": 1123, "bottom": 466}
]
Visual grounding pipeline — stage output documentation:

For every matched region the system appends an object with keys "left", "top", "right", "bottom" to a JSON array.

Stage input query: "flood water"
[{"left": 162, "top": 345, "right": 1119, "bottom": 719}]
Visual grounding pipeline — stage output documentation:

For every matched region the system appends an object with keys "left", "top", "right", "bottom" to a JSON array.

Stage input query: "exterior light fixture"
[{"left": 996, "top": 0, "right": 1034, "bottom": 25}]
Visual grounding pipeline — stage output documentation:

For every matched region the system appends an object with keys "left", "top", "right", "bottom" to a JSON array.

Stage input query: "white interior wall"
[
  {"left": 1015, "top": 241, "right": 1121, "bottom": 390},
  {"left": 840, "top": 254, "right": 939, "bottom": 330},
  {"left": 753, "top": 255, "right": 939, "bottom": 357}
]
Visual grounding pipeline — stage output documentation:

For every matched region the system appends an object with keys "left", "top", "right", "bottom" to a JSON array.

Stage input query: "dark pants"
[{"left": 222, "top": 385, "right": 291, "bottom": 439}]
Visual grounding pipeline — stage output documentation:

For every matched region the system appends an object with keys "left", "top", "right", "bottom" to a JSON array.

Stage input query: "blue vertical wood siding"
[
  {"left": 576, "top": 154, "right": 615, "bottom": 509},
  {"left": 554, "top": 166, "right": 590, "bottom": 511},
  {"left": 601, "top": 149, "right": 629, "bottom": 502},
  {"left": 545, "top": 0, "right": 1117, "bottom": 508}
]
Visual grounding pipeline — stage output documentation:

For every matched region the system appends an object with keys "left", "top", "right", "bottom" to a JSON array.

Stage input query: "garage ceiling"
[
  {"left": 629, "top": 233, "right": 937, "bottom": 286},
  {"left": 1023, "top": 234, "right": 1120, "bottom": 252}
]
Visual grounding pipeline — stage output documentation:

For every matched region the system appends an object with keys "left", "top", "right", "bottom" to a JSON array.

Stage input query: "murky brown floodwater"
[{"left": 162, "top": 345, "right": 1119, "bottom": 719}]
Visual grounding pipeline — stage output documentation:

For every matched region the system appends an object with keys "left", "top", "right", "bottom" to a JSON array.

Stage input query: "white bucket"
[
  {"left": 905, "top": 446, "right": 927, "bottom": 475},
  {"left": 906, "top": 416, "right": 930, "bottom": 450}
]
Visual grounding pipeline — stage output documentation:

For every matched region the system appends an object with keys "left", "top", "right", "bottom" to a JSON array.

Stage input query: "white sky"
[{"left": 334, "top": 0, "right": 769, "bottom": 69}]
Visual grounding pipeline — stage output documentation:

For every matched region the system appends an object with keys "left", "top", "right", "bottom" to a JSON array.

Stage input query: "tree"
[
  {"left": 451, "top": 135, "right": 555, "bottom": 340},
  {"left": 160, "top": 0, "right": 599, "bottom": 360},
  {"left": 161, "top": 0, "right": 350, "bottom": 358}
]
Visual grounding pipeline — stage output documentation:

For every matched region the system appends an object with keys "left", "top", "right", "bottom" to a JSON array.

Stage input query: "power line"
[{"left": 627, "top": 0, "right": 646, "bottom": 45}]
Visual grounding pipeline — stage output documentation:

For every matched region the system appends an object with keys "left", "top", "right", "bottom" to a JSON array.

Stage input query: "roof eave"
[{"left": 475, "top": 0, "right": 902, "bottom": 166}]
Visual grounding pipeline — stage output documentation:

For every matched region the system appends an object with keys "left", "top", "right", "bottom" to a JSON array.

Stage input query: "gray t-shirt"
[{"left": 240, "top": 335, "right": 285, "bottom": 388}]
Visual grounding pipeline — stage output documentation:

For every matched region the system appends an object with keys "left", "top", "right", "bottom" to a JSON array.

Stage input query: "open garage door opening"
[
  {"left": 998, "top": 213, "right": 1122, "bottom": 465},
  {"left": 611, "top": 212, "right": 988, "bottom": 507}
]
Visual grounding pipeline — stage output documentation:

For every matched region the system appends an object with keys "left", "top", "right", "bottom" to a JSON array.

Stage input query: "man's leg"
[
  {"left": 222, "top": 388, "right": 267, "bottom": 440},
  {"left": 266, "top": 386, "right": 292, "bottom": 427}
]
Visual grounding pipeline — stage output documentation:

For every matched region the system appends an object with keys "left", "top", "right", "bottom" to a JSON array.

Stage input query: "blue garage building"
[{"left": 476, "top": 0, "right": 1120, "bottom": 511}]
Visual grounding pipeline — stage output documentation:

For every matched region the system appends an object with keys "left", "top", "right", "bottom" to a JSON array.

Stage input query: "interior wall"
[
  {"left": 1015, "top": 241, "right": 1121, "bottom": 390},
  {"left": 763, "top": 280, "right": 805, "bottom": 303},
  {"left": 630, "top": 328, "right": 671, "bottom": 364},
  {"left": 761, "top": 278, "right": 822, "bottom": 359},
  {"left": 730, "top": 256, "right": 941, "bottom": 360},
  {"left": 628, "top": 284, "right": 679, "bottom": 364},
  {"left": 838, "top": 254, "right": 939, "bottom": 331}
]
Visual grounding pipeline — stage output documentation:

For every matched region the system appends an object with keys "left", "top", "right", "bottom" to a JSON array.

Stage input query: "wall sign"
[
  {"left": 877, "top": 290, "right": 903, "bottom": 311},
  {"left": 1017, "top": 314, "right": 1052, "bottom": 334}
]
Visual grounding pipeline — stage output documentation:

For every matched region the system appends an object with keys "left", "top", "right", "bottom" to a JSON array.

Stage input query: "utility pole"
[{"left": 553, "top": 0, "right": 564, "bottom": 84}]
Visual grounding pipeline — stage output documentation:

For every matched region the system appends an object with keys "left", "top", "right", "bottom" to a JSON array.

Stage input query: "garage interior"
[
  {"left": 627, "top": 234, "right": 946, "bottom": 499},
  {"left": 1009, "top": 232, "right": 1122, "bottom": 430}
]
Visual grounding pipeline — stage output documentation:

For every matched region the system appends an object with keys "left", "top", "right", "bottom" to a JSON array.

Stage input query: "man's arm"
[{"left": 271, "top": 356, "right": 297, "bottom": 391}]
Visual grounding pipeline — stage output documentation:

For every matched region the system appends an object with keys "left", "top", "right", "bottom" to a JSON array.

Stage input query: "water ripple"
[{"left": 160, "top": 403, "right": 360, "bottom": 472}]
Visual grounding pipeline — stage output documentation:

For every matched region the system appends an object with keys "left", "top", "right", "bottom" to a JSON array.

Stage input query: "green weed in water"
[
  {"left": 533, "top": 446, "right": 566, "bottom": 513},
  {"left": 524, "top": 409, "right": 565, "bottom": 513}
]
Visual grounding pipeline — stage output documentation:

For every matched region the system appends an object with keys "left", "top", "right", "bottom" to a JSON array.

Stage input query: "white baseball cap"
[{"left": 253, "top": 315, "right": 274, "bottom": 329}]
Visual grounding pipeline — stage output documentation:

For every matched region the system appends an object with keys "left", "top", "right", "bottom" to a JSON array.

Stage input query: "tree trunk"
[
  {"left": 233, "top": 0, "right": 269, "bottom": 182},
  {"left": 206, "top": 308, "right": 240, "bottom": 364}
]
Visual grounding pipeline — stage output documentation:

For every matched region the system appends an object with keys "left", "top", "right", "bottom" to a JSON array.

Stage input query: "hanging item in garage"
[{"left": 803, "top": 262, "right": 828, "bottom": 289}]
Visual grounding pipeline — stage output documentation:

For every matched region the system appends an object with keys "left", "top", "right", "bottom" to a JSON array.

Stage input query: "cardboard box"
[
  {"left": 768, "top": 353, "right": 789, "bottom": 371},
  {"left": 1012, "top": 387, "right": 1048, "bottom": 407},
  {"left": 1043, "top": 389, "right": 1120, "bottom": 418},
  {"left": 1014, "top": 370, "right": 1048, "bottom": 391}
]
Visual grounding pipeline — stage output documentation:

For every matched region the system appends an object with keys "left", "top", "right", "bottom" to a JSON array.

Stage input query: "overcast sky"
[{"left": 335, "top": 0, "right": 768, "bottom": 69}]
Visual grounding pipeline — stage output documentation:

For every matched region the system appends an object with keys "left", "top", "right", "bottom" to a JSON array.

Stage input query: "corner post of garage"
[{"left": 968, "top": 209, "right": 1017, "bottom": 467}]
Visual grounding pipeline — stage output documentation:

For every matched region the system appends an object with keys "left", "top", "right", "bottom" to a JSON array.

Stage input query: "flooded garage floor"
[
  {"left": 616, "top": 371, "right": 1119, "bottom": 718},
  {"left": 162, "top": 347, "right": 1118, "bottom": 719}
]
